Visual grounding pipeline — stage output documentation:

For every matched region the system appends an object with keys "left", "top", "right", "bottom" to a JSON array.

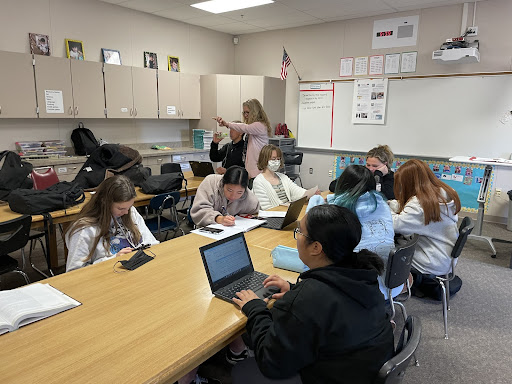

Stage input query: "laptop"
[
  {"left": 189, "top": 161, "right": 215, "bottom": 177},
  {"left": 260, "top": 196, "right": 307, "bottom": 230},
  {"left": 199, "top": 232, "right": 279, "bottom": 303}
]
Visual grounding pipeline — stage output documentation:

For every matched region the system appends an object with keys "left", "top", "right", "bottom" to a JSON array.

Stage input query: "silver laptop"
[
  {"left": 260, "top": 196, "right": 307, "bottom": 230},
  {"left": 199, "top": 233, "right": 279, "bottom": 303},
  {"left": 189, "top": 161, "right": 215, "bottom": 177}
]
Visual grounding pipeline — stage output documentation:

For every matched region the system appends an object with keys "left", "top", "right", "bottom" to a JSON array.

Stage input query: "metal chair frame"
[
  {"left": 0, "top": 215, "right": 32, "bottom": 288},
  {"left": 145, "top": 191, "right": 184, "bottom": 241}
]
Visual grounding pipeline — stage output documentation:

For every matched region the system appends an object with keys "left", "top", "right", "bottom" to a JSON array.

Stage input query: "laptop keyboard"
[
  {"left": 262, "top": 217, "right": 284, "bottom": 229},
  {"left": 217, "top": 271, "right": 268, "bottom": 298}
]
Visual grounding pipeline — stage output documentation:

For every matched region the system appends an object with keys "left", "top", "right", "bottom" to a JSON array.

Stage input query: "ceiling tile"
[
  {"left": 248, "top": 11, "right": 320, "bottom": 28},
  {"left": 210, "top": 22, "right": 266, "bottom": 34},
  {"left": 185, "top": 15, "right": 237, "bottom": 27},
  {"left": 99, "top": 0, "right": 127, "bottom": 4},
  {"left": 154, "top": 4, "right": 209, "bottom": 20},
  {"left": 119, "top": 0, "right": 182, "bottom": 13},
  {"left": 304, "top": 1, "right": 393, "bottom": 19},
  {"left": 263, "top": 19, "right": 325, "bottom": 30},
  {"left": 220, "top": 3, "right": 297, "bottom": 22}
]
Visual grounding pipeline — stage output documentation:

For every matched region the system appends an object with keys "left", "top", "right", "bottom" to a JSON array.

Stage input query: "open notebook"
[{"left": 191, "top": 216, "right": 267, "bottom": 240}]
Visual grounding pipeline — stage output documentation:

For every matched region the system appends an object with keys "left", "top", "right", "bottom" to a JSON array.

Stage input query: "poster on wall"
[
  {"left": 369, "top": 55, "right": 384, "bottom": 75},
  {"left": 354, "top": 57, "right": 368, "bottom": 76},
  {"left": 339, "top": 57, "right": 353, "bottom": 77},
  {"left": 400, "top": 51, "right": 418, "bottom": 73},
  {"left": 351, "top": 78, "right": 388, "bottom": 124},
  {"left": 384, "top": 53, "right": 400, "bottom": 74}
]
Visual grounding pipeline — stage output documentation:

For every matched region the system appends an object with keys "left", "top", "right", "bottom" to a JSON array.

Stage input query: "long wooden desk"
[
  {"left": 0, "top": 172, "right": 205, "bottom": 268},
  {"left": 0, "top": 231, "right": 299, "bottom": 384}
]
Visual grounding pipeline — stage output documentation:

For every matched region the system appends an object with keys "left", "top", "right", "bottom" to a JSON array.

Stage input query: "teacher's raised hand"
[{"left": 213, "top": 116, "right": 228, "bottom": 127}]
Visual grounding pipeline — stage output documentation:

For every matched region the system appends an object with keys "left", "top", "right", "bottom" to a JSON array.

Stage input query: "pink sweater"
[{"left": 227, "top": 121, "right": 269, "bottom": 178}]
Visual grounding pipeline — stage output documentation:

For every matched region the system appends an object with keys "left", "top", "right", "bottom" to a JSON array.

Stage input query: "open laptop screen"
[{"left": 200, "top": 233, "right": 254, "bottom": 291}]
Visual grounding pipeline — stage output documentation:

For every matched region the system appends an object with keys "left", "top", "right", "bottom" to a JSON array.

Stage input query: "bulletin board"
[{"left": 332, "top": 153, "right": 494, "bottom": 213}]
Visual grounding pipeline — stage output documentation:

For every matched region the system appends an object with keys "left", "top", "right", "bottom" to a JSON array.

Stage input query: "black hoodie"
[{"left": 242, "top": 265, "right": 394, "bottom": 384}]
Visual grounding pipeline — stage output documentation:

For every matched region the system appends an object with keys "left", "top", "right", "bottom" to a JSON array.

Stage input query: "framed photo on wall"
[
  {"left": 29, "top": 33, "right": 50, "bottom": 56},
  {"left": 144, "top": 51, "right": 158, "bottom": 69},
  {"left": 168, "top": 56, "right": 180, "bottom": 72},
  {"left": 65, "top": 39, "right": 84, "bottom": 60},
  {"left": 102, "top": 48, "right": 121, "bottom": 65}
]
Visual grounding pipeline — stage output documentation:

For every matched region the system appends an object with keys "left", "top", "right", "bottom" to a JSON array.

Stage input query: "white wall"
[
  {"left": 234, "top": 0, "right": 512, "bottom": 223},
  {"left": 0, "top": 0, "right": 235, "bottom": 150}
]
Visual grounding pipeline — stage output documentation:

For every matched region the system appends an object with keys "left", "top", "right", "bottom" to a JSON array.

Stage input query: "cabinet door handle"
[
  {"left": 74, "top": 106, "right": 78, "bottom": 115},
  {"left": 130, "top": 108, "right": 133, "bottom": 116},
  {"left": 134, "top": 108, "right": 138, "bottom": 117},
  {"left": 68, "top": 106, "right": 73, "bottom": 115},
  {"left": 0, "top": 106, "right": 2, "bottom": 115}
]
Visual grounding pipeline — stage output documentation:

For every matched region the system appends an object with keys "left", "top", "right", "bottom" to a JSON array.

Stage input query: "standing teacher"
[{"left": 215, "top": 98, "right": 271, "bottom": 179}]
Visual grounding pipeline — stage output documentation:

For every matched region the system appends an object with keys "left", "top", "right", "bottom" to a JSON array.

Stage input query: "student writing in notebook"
[
  {"left": 209, "top": 120, "right": 246, "bottom": 175},
  {"left": 190, "top": 166, "right": 260, "bottom": 227},
  {"left": 214, "top": 99, "right": 271, "bottom": 179},
  {"left": 65, "top": 175, "right": 159, "bottom": 272},
  {"left": 231, "top": 205, "right": 394, "bottom": 384},
  {"left": 252, "top": 144, "right": 319, "bottom": 210}
]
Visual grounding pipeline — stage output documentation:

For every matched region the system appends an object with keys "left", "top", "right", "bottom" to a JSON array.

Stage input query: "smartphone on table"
[{"left": 199, "top": 226, "right": 224, "bottom": 234}]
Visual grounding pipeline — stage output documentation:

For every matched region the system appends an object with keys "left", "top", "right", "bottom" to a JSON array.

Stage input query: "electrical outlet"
[
  {"left": 496, "top": 188, "right": 502, "bottom": 198},
  {"left": 466, "top": 26, "right": 478, "bottom": 36},
  {"left": 328, "top": 170, "right": 332, "bottom": 177},
  {"left": 309, "top": 168, "right": 313, "bottom": 174}
]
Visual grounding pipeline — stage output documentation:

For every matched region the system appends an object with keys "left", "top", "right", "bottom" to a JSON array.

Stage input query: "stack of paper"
[
  {"left": 193, "top": 129, "right": 205, "bottom": 149},
  {"left": 203, "top": 130, "right": 214, "bottom": 150},
  {"left": 191, "top": 216, "right": 267, "bottom": 240}
]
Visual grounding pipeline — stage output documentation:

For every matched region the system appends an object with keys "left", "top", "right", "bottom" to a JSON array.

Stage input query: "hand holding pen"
[{"left": 218, "top": 205, "right": 235, "bottom": 226}]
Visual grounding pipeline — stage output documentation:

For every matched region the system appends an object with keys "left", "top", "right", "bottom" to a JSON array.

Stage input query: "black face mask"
[{"left": 119, "top": 249, "right": 153, "bottom": 270}]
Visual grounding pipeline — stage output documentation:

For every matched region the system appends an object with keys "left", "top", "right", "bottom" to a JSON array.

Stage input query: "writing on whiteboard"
[{"left": 300, "top": 92, "right": 332, "bottom": 110}]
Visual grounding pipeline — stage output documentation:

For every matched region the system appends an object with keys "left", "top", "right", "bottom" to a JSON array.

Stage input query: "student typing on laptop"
[
  {"left": 252, "top": 145, "right": 320, "bottom": 210},
  {"left": 209, "top": 120, "right": 246, "bottom": 175},
  {"left": 190, "top": 166, "right": 260, "bottom": 227},
  {"left": 231, "top": 205, "right": 394, "bottom": 384}
]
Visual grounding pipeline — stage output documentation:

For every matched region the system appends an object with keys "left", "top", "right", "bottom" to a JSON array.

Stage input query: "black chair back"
[
  {"left": 0, "top": 215, "right": 32, "bottom": 256},
  {"left": 283, "top": 152, "right": 303, "bottom": 166},
  {"left": 161, "top": 163, "right": 182, "bottom": 174},
  {"left": 451, "top": 217, "right": 474, "bottom": 260},
  {"left": 149, "top": 191, "right": 180, "bottom": 212},
  {"left": 385, "top": 234, "right": 419, "bottom": 290},
  {"left": 375, "top": 316, "right": 422, "bottom": 384}
]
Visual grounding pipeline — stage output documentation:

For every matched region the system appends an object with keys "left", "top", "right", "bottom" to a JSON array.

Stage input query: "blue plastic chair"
[{"left": 145, "top": 191, "right": 184, "bottom": 241}]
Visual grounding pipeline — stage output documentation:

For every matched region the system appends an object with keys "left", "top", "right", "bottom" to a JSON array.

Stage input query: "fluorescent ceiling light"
[{"left": 191, "top": 0, "right": 274, "bottom": 14}]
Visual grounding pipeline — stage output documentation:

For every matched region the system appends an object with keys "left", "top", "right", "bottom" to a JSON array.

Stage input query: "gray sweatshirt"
[{"left": 190, "top": 174, "right": 260, "bottom": 227}]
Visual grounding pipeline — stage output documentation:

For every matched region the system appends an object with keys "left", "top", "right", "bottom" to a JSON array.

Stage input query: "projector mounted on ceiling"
[{"left": 432, "top": 47, "right": 480, "bottom": 64}]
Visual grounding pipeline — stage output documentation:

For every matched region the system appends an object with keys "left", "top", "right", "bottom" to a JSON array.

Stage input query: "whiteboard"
[{"left": 297, "top": 75, "right": 512, "bottom": 159}]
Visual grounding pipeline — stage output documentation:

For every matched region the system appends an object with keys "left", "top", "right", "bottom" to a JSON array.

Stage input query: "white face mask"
[{"left": 268, "top": 160, "right": 281, "bottom": 172}]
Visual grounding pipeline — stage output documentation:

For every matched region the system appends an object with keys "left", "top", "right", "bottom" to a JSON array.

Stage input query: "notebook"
[
  {"left": 199, "top": 232, "right": 279, "bottom": 303},
  {"left": 260, "top": 196, "right": 307, "bottom": 230},
  {"left": 189, "top": 161, "right": 215, "bottom": 177}
]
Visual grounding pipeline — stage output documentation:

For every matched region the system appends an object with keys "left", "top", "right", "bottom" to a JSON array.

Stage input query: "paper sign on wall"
[
  {"left": 339, "top": 57, "right": 353, "bottom": 77},
  {"left": 351, "top": 78, "right": 388, "bottom": 125},
  {"left": 400, "top": 51, "right": 418, "bottom": 73},
  {"left": 385, "top": 53, "right": 400, "bottom": 74},
  {"left": 167, "top": 106, "right": 176, "bottom": 115},
  {"left": 44, "top": 90, "right": 64, "bottom": 114},
  {"left": 369, "top": 55, "right": 384, "bottom": 75},
  {"left": 354, "top": 57, "right": 368, "bottom": 76}
]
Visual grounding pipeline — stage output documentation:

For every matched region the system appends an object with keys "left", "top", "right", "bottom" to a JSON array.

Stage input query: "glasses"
[
  {"left": 242, "top": 111, "right": 250, "bottom": 115},
  {"left": 294, "top": 227, "right": 312, "bottom": 241}
]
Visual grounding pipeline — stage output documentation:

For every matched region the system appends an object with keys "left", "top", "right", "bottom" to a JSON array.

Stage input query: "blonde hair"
[
  {"left": 366, "top": 145, "right": 394, "bottom": 170},
  {"left": 243, "top": 99, "right": 272, "bottom": 136},
  {"left": 67, "top": 175, "right": 140, "bottom": 262},
  {"left": 257, "top": 144, "right": 284, "bottom": 171}
]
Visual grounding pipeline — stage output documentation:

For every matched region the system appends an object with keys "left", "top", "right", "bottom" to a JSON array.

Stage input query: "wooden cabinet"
[
  {"left": 70, "top": 60, "right": 105, "bottom": 118},
  {"left": 0, "top": 51, "right": 37, "bottom": 118},
  {"left": 142, "top": 155, "right": 173, "bottom": 176},
  {"left": 197, "top": 74, "right": 285, "bottom": 136},
  {"left": 104, "top": 64, "right": 158, "bottom": 119},
  {"left": 158, "top": 71, "right": 200, "bottom": 119},
  {"left": 34, "top": 55, "right": 74, "bottom": 118}
]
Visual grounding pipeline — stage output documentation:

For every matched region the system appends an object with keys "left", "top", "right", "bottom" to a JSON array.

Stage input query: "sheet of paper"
[
  {"left": 369, "top": 55, "right": 384, "bottom": 75},
  {"left": 400, "top": 51, "right": 417, "bottom": 73},
  {"left": 354, "top": 57, "right": 368, "bottom": 76},
  {"left": 304, "top": 186, "right": 319, "bottom": 199},
  {"left": 44, "top": 90, "right": 64, "bottom": 114},
  {"left": 258, "top": 210, "right": 286, "bottom": 218},
  {"left": 385, "top": 53, "right": 400, "bottom": 74},
  {"left": 339, "top": 57, "right": 353, "bottom": 77},
  {"left": 191, "top": 216, "right": 267, "bottom": 240}
]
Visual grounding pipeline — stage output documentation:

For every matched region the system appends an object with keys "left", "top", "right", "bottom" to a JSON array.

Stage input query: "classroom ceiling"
[{"left": 99, "top": 0, "right": 485, "bottom": 35}]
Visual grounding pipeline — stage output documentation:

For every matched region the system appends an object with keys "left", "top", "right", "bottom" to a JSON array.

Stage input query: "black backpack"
[
  {"left": 0, "top": 151, "right": 33, "bottom": 201},
  {"left": 140, "top": 173, "right": 184, "bottom": 194},
  {"left": 71, "top": 122, "right": 99, "bottom": 156},
  {"left": 7, "top": 181, "right": 85, "bottom": 215}
]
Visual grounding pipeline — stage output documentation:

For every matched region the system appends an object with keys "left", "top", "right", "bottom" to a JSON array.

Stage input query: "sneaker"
[
  {"left": 226, "top": 347, "right": 248, "bottom": 365},
  {"left": 191, "top": 374, "right": 221, "bottom": 384}
]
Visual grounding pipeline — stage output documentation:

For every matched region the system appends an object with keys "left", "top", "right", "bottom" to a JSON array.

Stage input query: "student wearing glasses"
[
  {"left": 214, "top": 99, "right": 271, "bottom": 179},
  {"left": 190, "top": 165, "right": 260, "bottom": 227},
  {"left": 209, "top": 120, "right": 246, "bottom": 175},
  {"left": 65, "top": 175, "right": 159, "bottom": 272},
  {"left": 231, "top": 204, "right": 394, "bottom": 384},
  {"left": 252, "top": 144, "right": 319, "bottom": 210}
]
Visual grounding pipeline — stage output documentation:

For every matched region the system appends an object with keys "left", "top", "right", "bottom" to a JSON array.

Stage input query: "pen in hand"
[{"left": 220, "top": 205, "right": 235, "bottom": 226}]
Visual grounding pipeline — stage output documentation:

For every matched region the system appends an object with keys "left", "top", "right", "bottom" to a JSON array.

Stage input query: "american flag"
[{"left": 280, "top": 49, "right": 291, "bottom": 80}]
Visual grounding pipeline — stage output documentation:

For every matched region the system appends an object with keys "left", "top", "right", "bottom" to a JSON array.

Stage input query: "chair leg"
[
  {"left": 440, "top": 281, "right": 449, "bottom": 339},
  {"left": 13, "top": 269, "right": 30, "bottom": 285},
  {"left": 29, "top": 237, "right": 53, "bottom": 278},
  {"left": 389, "top": 292, "right": 396, "bottom": 321},
  {"left": 446, "top": 278, "right": 451, "bottom": 311},
  {"left": 395, "top": 301, "right": 408, "bottom": 324}
]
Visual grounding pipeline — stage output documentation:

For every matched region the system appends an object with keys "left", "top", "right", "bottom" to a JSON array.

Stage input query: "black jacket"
[
  {"left": 243, "top": 265, "right": 394, "bottom": 384},
  {"left": 329, "top": 171, "right": 395, "bottom": 200},
  {"left": 209, "top": 139, "right": 245, "bottom": 169}
]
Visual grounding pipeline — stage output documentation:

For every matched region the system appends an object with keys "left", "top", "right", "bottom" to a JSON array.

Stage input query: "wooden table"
[
  {"left": 0, "top": 232, "right": 299, "bottom": 384},
  {"left": 0, "top": 172, "right": 205, "bottom": 268}
]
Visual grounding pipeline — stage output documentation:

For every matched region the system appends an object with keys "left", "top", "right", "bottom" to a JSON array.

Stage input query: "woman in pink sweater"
[{"left": 215, "top": 98, "right": 271, "bottom": 179}]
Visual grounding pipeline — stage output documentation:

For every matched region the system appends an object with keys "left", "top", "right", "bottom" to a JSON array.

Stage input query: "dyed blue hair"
[{"left": 332, "top": 165, "right": 379, "bottom": 213}]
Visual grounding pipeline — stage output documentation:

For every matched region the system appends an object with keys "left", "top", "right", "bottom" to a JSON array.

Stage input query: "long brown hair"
[
  {"left": 394, "top": 159, "right": 461, "bottom": 224},
  {"left": 67, "top": 175, "right": 140, "bottom": 261},
  {"left": 257, "top": 144, "right": 284, "bottom": 171},
  {"left": 243, "top": 98, "right": 272, "bottom": 136},
  {"left": 366, "top": 144, "right": 394, "bottom": 170}
]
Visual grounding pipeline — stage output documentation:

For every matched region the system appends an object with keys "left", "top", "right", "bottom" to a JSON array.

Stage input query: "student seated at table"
[
  {"left": 209, "top": 120, "right": 246, "bottom": 175},
  {"left": 330, "top": 144, "right": 396, "bottom": 200},
  {"left": 231, "top": 204, "right": 394, "bottom": 384},
  {"left": 190, "top": 165, "right": 260, "bottom": 227},
  {"left": 252, "top": 144, "right": 318, "bottom": 210},
  {"left": 389, "top": 159, "right": 461, "bottom": 299},
  {"left": 308, "top": 165, "right": 397, "bottom": 299},
  {"left": 65, "top": 175, "right": 159, "bottom": 272}
]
